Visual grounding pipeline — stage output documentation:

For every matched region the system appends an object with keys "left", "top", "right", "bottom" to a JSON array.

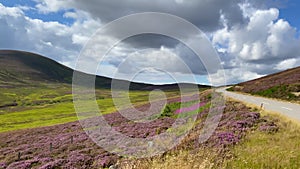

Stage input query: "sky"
[{"left": 0, "top": 0, "right": 300, "bottom": 86}]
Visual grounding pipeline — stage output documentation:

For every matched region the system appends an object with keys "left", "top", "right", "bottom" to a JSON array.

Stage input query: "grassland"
[{"left": 0, "top": 83, "right": 184, "bottom": 133}]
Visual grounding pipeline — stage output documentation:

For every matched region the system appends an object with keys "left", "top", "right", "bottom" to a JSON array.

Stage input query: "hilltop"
[{"left": 228, "top": 66, "right": 300, "bottom": 101}]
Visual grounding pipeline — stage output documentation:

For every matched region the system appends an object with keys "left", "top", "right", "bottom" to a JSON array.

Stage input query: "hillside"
[
  {"left": 0, "top": 50, "right": 209, "bottom": 90},
  {"left": 228, "top": 66, "right": 300, "bottom": 101},
  {"left": 0, "top": 50, "right": 123, "bottom": 89}
]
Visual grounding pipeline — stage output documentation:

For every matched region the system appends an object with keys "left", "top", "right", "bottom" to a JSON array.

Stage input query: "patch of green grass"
[
  {"left": 226, "top": 87, "right": 235, "bottom": 91},
  {"left": 0, "top": 93, "right": 16, "bottom": 106},
  {"left": 0, "top": 86, "right": 182, "bottom": 132},
  {"left": 229, "top": 84, "right": 300, "bottom": 102},
  {"left": 253, "top": 84, "right": 299, "bottom": 101},
  {"left": 0, "top": 97, "right": 126, "bottom": 132},
  {"left": 157, "top": 100, "right": 209, "bottom": 119},
  {"left": 0, "top": 102, "right": 75, "bottom": 132}
]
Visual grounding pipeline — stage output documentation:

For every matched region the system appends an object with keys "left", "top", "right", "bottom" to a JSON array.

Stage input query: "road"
[{"left": 216, "top": 87, "right": 300, "bottom": 121}]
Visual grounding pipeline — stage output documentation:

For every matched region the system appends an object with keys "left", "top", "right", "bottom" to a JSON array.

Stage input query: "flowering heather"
[
  {"left": 115, "top": 100, "right": 281, "bottom": 168},
  {"left": 174, "top": 102, "right": 206, "bottom": 114},
  {"left": 217, "top": 132, "right": 241, "bottom": 146},
  {"left": 99, "top": 156, "right": 118, "bottom": 168},
  {"left": 232, "top": 120, "right": 253, "bottom": 131},
  {"left": 259, "top": 121, "right": 279, "bottom": 133},
  {"left": 179, "top": 104, "right": 270, "bottom": 149},
  {"left": 0, "top": 93, "right": 278, "bottom": 168},
  {"left": 0, "top": 162, "right": 7, "bottom": 169}
]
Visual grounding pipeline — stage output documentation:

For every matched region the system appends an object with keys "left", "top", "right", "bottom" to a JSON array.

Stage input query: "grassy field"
[{"left": 0, "top": 83, "right": 183, "bottom": 133}]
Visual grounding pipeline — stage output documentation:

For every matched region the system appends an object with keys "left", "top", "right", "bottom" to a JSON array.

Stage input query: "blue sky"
[
  {"left": 0, "top": 0, "right": 75, "bottom": 25},
  {"left": 0, "top": 0, "right": 300, "bottom": 85},
  {"left": 279, "top": 1, "right": 300, "bottom": 37}
]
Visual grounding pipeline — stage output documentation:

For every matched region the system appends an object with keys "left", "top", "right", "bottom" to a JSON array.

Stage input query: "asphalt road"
[{"left": 217, "top": 87, "right": 300, "bottom": 122}]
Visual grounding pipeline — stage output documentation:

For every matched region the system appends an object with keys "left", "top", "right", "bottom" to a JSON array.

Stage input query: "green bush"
[
  {"left": 226, "top": 87, "right": 235, "bottom": 91},
  {"left": 160, "top": 105, "right": 173, "bottom": 118}
]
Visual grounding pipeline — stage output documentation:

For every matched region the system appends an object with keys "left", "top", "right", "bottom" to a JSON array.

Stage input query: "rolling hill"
[
  {"left": 0, "top": 50, "right": 209, "bottom": 90},
  {"left": 0, "top": 50, "right": 126, "bottom": 89},
  {"left": 228, "top": 66, "right": 300, "bottom": 101}
]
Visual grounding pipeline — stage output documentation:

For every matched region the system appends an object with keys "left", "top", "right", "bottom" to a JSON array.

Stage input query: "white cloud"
[
  {"left": 0, "top": 3, "right": 101, "bottom": 66},
  {"left": 275, "top": 58, "right": 299, "bottom": 70},
  {"left": 267, "top": 19, "right": 300, "bottom": 57},
  {"left": 211, "top": 4, "right": 300, "bottom": 84},
  {"left": 0, "top": 4, "right": 24, "bottom": 17},
  {"left": 209, "top": 68, "right": 264, "bottom": 86},
  {"left": 1, "top": 1, "right": 300, "bottom": 85},
  {"left": 112, "top": 47, "right": 192, "bottom": 75},
  {"left": 214, "top": 7, "right": 300, "bottom": 62},
  {"left": 34, "top": 0, "right": 72, "bottom": 13}
]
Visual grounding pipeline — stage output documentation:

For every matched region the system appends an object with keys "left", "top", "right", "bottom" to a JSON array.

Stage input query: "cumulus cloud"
[
  {"left": 209, "top": 68, "right": 264, "bottom": 86},
  {"left": 1, "top": 1, "right": 300, "bottom": 85},
  {"left": 219, "top": 6, "right": 300, "bottom": 62},
  {"left": 275, "top": 58, "right": 300, "bottom": 70},
  {"left": 34, "top": 0, "right": 245, "bottom": 32},
  {"left": 0, "top": 3, "right": 101, "bottom": 64},
  {"left": 113, "top": 47, "right": 193, "bottom": 74},
  {"left": 211, "top": 4, "right": 300, "bottom": 85}
]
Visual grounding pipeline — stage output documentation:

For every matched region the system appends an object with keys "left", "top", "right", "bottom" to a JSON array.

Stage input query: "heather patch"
[{"left": 116, "top": 101, "right": 280, "bottom": 168}]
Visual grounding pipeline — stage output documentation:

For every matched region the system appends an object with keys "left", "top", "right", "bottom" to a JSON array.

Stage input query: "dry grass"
[
  {"left": 117, "top": 148, "right": 223, "bottom": 169},
  {"left": 224, "top": 99, "right": 300, "bottom": 168}
]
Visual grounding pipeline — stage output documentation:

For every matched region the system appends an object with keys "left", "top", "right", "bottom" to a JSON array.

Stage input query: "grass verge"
[{"left": 224, "top": 101, "right": 300, "bottom": 168}]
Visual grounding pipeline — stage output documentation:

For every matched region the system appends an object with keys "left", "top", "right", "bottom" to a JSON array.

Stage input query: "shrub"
[{"left": 160, "top": 105, "right": 174, "bottom": 118}]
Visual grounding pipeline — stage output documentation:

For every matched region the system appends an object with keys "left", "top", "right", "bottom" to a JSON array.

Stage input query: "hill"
[
  {"left": 0, "top": 50, "right": 73, "bottom": 87},
  {"left": 0, "top": 50, "right": 209, "bottom": 90},
  {"left": 0, "top": 50, "right": 126, "bottom": 89},
  {"left": 228, "top": 66, "right": 300, "bottom": 101}
]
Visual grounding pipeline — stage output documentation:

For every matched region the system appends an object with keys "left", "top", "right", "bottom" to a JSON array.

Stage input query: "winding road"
[{"left": 217, "top": 87, "right": 300, "bottom": 122}]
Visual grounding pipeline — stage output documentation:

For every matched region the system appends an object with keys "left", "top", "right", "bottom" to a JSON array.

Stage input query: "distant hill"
[
  {"left": 0, "top": 50, "right": 209, "bottom": 90},
  {"left": 228, "top": 67, "right": 300, "bottom": 101},
  {"left": 0, "top": 50, "right": 74, "bottom": 84}
]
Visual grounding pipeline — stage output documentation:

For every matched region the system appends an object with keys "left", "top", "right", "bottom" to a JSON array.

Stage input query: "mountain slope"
[
  {"left": 0, "top": 50, "right": 209, "bottom": 90},
  {"left": 0, "top": 50, "right": 111, "bottom": 88},
  {"left": 228, "top": 66, "right": 300, "bottom": 101}
]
